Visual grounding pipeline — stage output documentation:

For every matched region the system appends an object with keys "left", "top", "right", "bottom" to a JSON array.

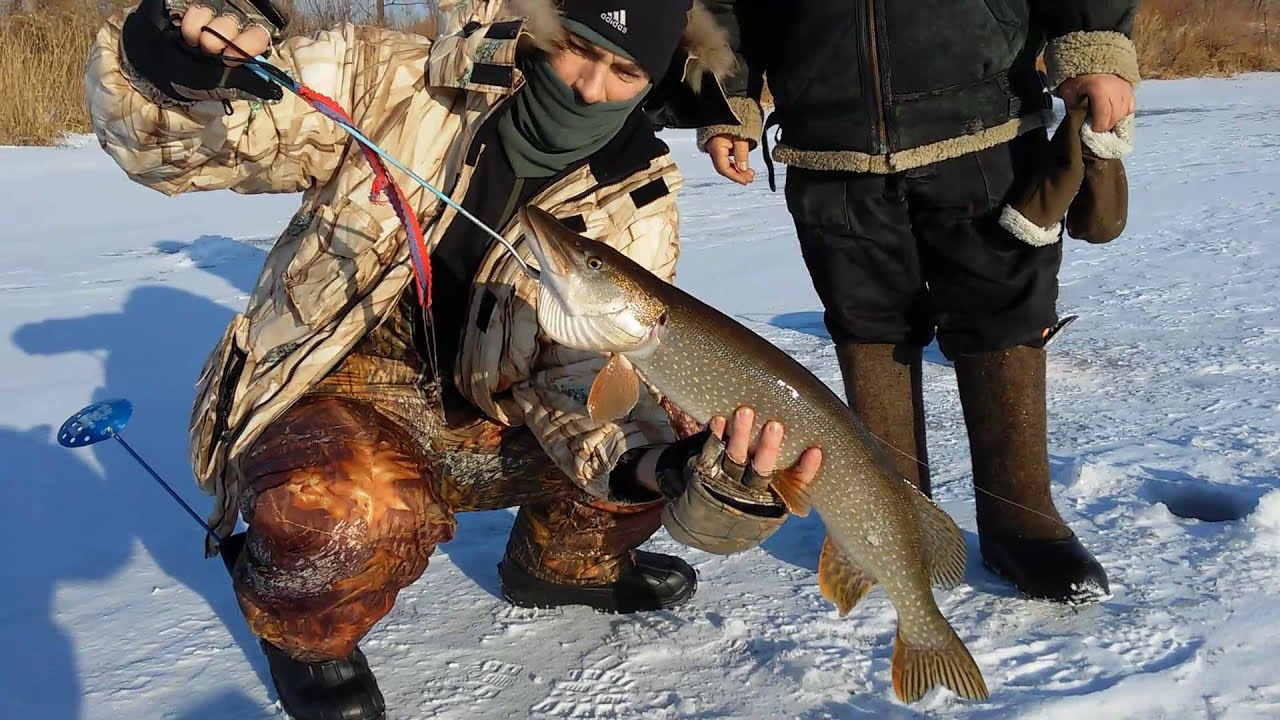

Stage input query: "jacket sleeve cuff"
[
  {"left": 695, "top": 96, "right": 763, "bottom": 152},
  {"left": 1044, "top": 30, "right": 1141, "bottom": 89},
  {"left": 999, "top": 205, "right": 1063, "bottom": 247}
]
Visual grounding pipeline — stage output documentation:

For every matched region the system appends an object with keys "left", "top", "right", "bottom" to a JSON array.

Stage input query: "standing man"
[{"left": 698, "top": 1, "right": 1139, "bottom": 604}]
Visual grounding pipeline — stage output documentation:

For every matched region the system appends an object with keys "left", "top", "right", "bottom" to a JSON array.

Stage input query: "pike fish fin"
[
  {"left": 891, "top": 627, "right": 989, "bottom": 703},
  {"left": 587, "top": 353, "right": 640, "bottom": 423},
  {"left": 911, "top": 491, "right": 969, "bottom": 589},
  {"left": 818, "top": 534, "right": 877, "bottom": 616},
  {"left": 769, "top": 464, "right": 812, "bottom": 517}
]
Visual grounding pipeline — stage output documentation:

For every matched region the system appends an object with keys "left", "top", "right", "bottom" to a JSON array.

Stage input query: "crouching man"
[{"left": 85, "top": 0, "right": 821, "bottom": 717}]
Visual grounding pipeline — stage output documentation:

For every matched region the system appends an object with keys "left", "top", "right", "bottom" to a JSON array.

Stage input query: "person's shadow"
[
  {"left": 0, "top": 425, "right": 134, "bottom": 720},
  {"left": 9, "top": 236, "right": 275, "bottom": 718}
]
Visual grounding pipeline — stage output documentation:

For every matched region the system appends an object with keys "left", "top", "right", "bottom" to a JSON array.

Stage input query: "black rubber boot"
[
  {"left": 954, "top": 345, "right": 1110, "bottom": 605},
  {"left": 219, "top": 532, "right": 388, "bottom": 719},
  {"left": 498, "top": 550, "right": 697, "bottom": 613},
  {"left": 261, "top": 641, "right": 387, "bottom": 720}
]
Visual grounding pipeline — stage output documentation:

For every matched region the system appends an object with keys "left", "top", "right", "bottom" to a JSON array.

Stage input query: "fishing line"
[
  {"left": 972, "top": 486, "right": 1074, "bottom": 530},
  {"left": 868, "top": 428, "right": 1072, "bottom": 531}
]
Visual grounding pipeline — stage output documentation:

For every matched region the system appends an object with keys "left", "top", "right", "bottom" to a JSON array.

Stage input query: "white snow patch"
[{"left": 1249, "top": 490, "right": 1280, "bottom": 552}]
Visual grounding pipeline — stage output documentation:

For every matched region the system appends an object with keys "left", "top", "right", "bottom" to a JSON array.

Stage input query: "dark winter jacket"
[{"left": 696, "top": 0, "right": 1141, "bottom": 175}]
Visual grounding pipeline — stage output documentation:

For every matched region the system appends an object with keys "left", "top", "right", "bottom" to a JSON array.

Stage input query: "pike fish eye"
[{"left": 587, "top": 256, "right": 603, "bottom": 270}]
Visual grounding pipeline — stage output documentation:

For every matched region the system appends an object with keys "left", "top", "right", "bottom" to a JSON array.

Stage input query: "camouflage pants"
[{"left": 227, "top": 298, "right": 665, "bottom": 662}]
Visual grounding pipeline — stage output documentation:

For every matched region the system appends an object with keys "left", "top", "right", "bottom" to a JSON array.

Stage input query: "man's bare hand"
[
  {"left": 1057, "top": 73, "right": 1136, "bottom": 133},
  {"left": 706, "top": 135, "right": 756, "bottom": 186},
  {"left": 709, "top": 406, "right": 823, "bottom": 490}
]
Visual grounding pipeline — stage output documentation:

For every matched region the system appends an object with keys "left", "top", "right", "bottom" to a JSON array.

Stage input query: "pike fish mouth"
[
  {"left": 520, "top": 205, "right": 577, "bottom": 314},
  {"left": 519, "top": 205, "right": 656, "bottom": 354}
]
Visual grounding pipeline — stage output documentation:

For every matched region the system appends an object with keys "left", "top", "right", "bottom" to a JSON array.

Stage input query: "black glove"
[{"left": 120, "top": 0, "right": 289, "bottom": 104}]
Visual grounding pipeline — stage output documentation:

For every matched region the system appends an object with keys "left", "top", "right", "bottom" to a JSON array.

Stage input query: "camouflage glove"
[
  {"left": 653, "top": 429, "right": 788, "bottom": 555},
  {"left": 121, "top": 0, "right": 289, "bottom": 104}
]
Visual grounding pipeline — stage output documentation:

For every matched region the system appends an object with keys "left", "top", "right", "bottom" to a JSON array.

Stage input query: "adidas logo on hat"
[{"left": 601, "top": 9, "right": 628, "bottom": 33}]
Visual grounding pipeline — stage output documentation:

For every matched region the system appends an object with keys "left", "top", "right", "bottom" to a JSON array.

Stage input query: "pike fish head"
[{"left": 520, "top": 205, "right": 667, "bottom": 354}]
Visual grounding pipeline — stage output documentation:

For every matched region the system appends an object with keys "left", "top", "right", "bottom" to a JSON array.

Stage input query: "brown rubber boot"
[
  {"left": 836, "top": 343, "right": 931, "bottom": 496},
  {"left": 953, "top": 345, "right": 1109, "bottom": 604}
]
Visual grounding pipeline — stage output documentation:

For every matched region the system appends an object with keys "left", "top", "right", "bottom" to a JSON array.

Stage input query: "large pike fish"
[{"left": 518, "top": 206, "right": 988, "bottom": 703}]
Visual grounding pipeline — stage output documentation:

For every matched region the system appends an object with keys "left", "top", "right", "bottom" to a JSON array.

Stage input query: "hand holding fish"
[
  {"left": 707, "top": 405, "right": 823, "bottom": 489},
  {"left": 601, "top": 404, "right": 821, "bottom": 557}
]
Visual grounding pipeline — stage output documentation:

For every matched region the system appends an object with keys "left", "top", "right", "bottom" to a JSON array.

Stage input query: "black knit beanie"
[{"left": 557, "top": 0, "right": 693, "bottom": 80}]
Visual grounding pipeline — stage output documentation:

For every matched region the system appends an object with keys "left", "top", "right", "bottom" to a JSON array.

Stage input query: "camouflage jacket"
[{"left": 85, "top": 0, "right": 736, "bottom": 548}]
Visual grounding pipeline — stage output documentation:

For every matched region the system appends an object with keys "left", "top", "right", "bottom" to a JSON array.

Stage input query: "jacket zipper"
[{"left": 866, "top": 0, "right": 889, "bottom": 153}]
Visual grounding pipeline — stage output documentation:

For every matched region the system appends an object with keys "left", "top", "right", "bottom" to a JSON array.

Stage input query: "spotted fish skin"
[{"left": 519, "top": 205, "right": 989, "bottom": 703}]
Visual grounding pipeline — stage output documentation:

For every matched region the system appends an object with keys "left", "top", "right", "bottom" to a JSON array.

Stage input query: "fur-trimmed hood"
[{"left": 507, "top": 0, "right": 735, "bottom": 92}]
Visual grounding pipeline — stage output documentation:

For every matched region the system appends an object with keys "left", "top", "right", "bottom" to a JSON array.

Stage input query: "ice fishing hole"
[{"left": 1142, "top": 473, "right": 1265, "bottom": 522}]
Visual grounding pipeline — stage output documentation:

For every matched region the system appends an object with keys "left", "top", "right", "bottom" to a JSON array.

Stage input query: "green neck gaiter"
[{"left": 497, "top": 54, "right": 651, "bottom": 179}]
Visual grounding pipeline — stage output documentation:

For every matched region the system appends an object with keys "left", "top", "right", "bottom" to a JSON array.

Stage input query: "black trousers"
[{"left": 784, "top": 129, "right": 1061, "bottom": 359}]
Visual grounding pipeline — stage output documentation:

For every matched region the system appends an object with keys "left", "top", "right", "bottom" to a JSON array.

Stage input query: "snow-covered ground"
[{"left": 2, "top": 74, "right": 1279, "bottom": 720}]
